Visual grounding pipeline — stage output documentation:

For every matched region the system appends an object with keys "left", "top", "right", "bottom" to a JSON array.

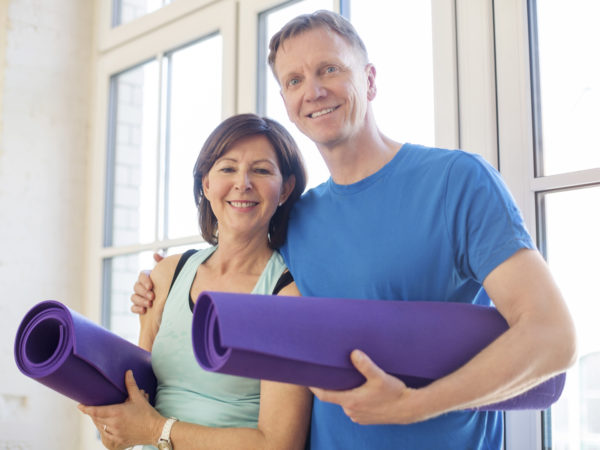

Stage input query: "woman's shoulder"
[
  {"left": 150, "top": 254, "right": 182, "bottom": 290},
  {"left": 276, "top": 279, "right": 301, "bottom": 297}
]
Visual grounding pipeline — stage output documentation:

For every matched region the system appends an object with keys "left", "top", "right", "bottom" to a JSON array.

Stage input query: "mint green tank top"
[{"left": 144, "top": 247, "right": 288, "bottom": 448}]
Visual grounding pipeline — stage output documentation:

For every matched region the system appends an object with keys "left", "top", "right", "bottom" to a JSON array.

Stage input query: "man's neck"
[{"left": 318, "top": 128, "right": 402, "bottom": 185}]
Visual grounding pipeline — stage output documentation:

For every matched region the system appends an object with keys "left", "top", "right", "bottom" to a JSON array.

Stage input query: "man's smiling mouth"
[{"left": 308, "top": 106, "right": 339, "bottom": 118}]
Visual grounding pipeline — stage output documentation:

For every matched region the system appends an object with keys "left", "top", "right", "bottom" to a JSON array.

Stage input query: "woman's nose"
[{"left": 234, "top": 171, "right": 252, "bottom": 190}]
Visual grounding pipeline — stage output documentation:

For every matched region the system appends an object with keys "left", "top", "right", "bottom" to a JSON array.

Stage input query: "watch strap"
[{"left": 158, "top": 417, "right": 178, "bottom": 444}]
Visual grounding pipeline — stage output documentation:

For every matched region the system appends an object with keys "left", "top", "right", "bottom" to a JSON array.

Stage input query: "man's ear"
[
  {"left": 279, "top": 175, "right": 296, "bottom": 205},
  {"left": 366, "top": 63, "right": 377, "bottom": 101}
]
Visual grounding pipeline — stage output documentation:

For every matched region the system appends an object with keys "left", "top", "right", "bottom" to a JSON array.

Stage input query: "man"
[{"left": 132, "top": 10, "right": 576, "bottom": 449}]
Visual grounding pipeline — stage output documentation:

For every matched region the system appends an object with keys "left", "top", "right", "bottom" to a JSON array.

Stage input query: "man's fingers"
[
  {"left": 350, "top": 350, "right": 385, "bottom": 381},
  {"left": 130, "top": 303, "right": 147, "bottom": 314},
  {"left": 136, "top": 271, "right": 154, "bottom": 293},
  {"left": 309, "top": 386, "right": 347, "bottom": 405}
]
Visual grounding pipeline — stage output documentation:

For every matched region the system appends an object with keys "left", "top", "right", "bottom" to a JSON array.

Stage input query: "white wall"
[{"left": 0, "top": 0, "right": 93, "bottom": 448}]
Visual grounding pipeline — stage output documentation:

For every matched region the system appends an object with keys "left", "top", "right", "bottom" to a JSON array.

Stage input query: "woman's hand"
[{"left": 78, "top": 370, "right": 165, "bottom": 449}]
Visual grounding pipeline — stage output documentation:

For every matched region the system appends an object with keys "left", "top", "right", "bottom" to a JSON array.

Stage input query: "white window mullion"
[
  {"left": 432, "top": 0, "right": 460, "bottom": 149},
  {"left": 455, "top": 0, "right": 498, "bottom": 166},
  {"left": 156, "top": 52, "right": 166, "bottom": 245},
  {"left": 494, "top": 2, "right": 542, "bottom": 448},
  {"left": 494, "top": 0, "right": 536, "bottom": 233}
]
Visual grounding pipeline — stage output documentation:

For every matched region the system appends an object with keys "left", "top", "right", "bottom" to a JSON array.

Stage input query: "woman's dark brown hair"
[{"left": 193, "top": 113, "right": 307, "bottom": 249}]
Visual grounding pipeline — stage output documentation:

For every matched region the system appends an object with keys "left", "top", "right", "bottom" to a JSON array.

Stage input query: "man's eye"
[
  {"left": 326, "top": 66, "right": 337, "bottom": 73},
  {"left": 288, "top": 78, "right": 299, "bottom": 87}
]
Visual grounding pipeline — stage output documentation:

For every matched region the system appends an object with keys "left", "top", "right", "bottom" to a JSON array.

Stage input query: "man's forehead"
[
  {"left": 279, "top": 27, "right": 345, "bottom": 52},
  {"left": 275, "top": 29, "right": 353, "bottom": 69}
]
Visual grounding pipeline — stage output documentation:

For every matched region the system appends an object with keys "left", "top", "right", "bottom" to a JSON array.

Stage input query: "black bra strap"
[
  {"left": 186, "top": 261, "right": 295, "bottom": 312},
  {"left": 272, "top": 270, "right": 294, "bottom": 295},
  {"left": 169, "top": 249, "right": 197, "bottom": 296}
]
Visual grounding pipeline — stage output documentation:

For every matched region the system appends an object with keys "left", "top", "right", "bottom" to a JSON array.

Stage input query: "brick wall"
[{"left": 0, "top": 0, "right": 93, "bottom": 448}]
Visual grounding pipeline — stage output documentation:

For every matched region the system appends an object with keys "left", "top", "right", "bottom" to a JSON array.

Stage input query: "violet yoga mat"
[
  {"left": 14, "top": 300, "right": 157, "bottom": 406},
  {"left": 192, "top": 292, "right": 565, "bottom": 411}
]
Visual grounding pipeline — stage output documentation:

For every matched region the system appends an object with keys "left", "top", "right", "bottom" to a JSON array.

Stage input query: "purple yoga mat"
[
  {"left": 191, "top": 292, "right": 565, "bottom": 411},
  {"left": 14, "top": 300, "right": 157, "bottom": 406}
]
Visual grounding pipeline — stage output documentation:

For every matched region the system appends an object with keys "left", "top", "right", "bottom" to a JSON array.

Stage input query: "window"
[
  {"left": 258, "top": 0, "right": 334, "bottom": 189},
  {"left": 256, "top": 0, "right": 443, "bottom": 188},
  {"left": 90, "top": 2, "right": 236, "bottom": 344},
  {"left": 112, "top": 0, "right": 173, "bottom": 27},
  {"left": 348, "top": 1, "right": 435, "bottom": 148},
  {"left": 91, "top": 0, "right": 598, "bottom": 447},
  {"left": 532, "top": 0, "right": 600, "bottom": 177},
  {"left": 539, "top": 186, "right": 600, "bottom": 449},
  {"left": 495, "top": 0, "right": 600, "bottom": 448},
  {"left": 103, "top": 35, "right": 223, "bottom": 341},
  {"left": 531, "top": 1, "right": 600, "bottom": 448}
]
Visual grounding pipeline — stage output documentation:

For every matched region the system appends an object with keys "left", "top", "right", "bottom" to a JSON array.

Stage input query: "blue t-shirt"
[{"left": 281, "top": 144, "right": 535, "bottom": 450}]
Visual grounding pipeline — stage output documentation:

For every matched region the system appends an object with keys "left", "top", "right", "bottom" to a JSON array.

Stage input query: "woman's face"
[{"left": 202, "top": 135, "right": 295, "bottom": 241}]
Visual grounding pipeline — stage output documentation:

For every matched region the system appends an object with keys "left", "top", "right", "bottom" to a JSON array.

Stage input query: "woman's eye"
[
  {"left": 254, "top": 168, "right": 271, "bottom": 175},
  {"left": 219, "top": 167, "right": 235, "bottom": 173}
]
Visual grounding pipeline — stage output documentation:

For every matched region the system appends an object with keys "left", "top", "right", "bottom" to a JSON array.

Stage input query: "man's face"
[{"left": 273, "top": 27, "right": 375, "bottom": 149}]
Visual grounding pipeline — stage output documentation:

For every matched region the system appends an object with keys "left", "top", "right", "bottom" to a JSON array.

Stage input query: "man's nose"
[{"left": 304, "top": 77, "right": 327, "bottom": 101}]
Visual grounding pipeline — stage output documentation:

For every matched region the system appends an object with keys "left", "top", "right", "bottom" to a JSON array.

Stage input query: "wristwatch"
[{"left": 157, "top": 417, "right": 178, "bottom": 450}]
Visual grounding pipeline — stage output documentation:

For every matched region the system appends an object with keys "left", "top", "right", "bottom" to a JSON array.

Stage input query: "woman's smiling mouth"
[{"left": 228, "top": 201, "right": 259, "bottom": 208}]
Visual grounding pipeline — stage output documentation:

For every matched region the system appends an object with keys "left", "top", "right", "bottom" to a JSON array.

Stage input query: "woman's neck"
[{"left": 208, "top": 233, "right": 273, "bottom": 276}]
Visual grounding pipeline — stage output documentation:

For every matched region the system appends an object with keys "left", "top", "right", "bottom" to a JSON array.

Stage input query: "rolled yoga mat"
[
  {"left": 192, "top": 291, "right": 565, "bottom": 411},
  {"left": 14, "top": 300, "right": 157, "bottom": 406}
]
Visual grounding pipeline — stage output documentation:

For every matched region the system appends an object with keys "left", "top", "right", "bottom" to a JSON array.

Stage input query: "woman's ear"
[
  {"left": 202, "top": 176, "right": 210, "bottom": 199},
  {"left": 279, "top": 175, "right": 296, "bottom": 205}
]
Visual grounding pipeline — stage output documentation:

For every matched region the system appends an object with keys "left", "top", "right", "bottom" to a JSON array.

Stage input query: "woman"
[{"left": 79, "top": 114, "right": 311, "bottom": 449}]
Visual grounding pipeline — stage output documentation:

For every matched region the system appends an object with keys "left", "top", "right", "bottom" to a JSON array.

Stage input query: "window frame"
[
  {"left": 495, "top": 0, "right": 600, "bottom": 448},
  {"left": 86, "top": 0, "right": 237, "bottom": 329},
  {"left": 97, "top": 0, "right": 217, "bottom": 53},
  {"left": 86, "top": 0, "right": 587, "bottom": 447},
  {"left": 237, "top": 0, "right": 341, "bottom": 115}
]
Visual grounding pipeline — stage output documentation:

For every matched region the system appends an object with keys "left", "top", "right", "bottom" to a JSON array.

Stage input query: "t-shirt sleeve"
[{"left": 443, "top": 152, "right": 536, "bottom": 283}]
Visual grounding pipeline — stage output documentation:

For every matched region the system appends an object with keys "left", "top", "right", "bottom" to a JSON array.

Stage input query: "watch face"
[{"left": 157, "top": 441, "right": 172, "bottom": 450}]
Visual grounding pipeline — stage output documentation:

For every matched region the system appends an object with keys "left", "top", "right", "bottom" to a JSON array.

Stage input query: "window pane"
[
  {"left": 539, "top": 185, "right": 600, "bottom": 449},
  {"left": 113, "top": 0, "right": 172, "bottom": 27},
  {"left": 167, "top": 35, "right": 223, "bottom": 239},
  {"left": 261, "top": 1, "right": 435, "bottom": 189},
  {"left": 534, "top": 0, "right": 600, "bottom": 176},
  {"left": 262, "top": 0, "right": 333, "bottom": 189},
  {"left": 350, "top": 0, "right": 435, "bottom": 147},
  {"left": 164, "top": 241, "right": 211, "bottom": 256},
  {"left": 106, "top": 61, "right": 159, "bottom": 247},
  {"left": 103, "top": 251, "right": 156, "bottom": 343}
]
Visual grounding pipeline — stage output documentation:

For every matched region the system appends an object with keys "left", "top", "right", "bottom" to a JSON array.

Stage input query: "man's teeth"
[
  {"left": 230, "top": 201, "right": 257, "bottom": 207},
  {"left": 310, "top": 107, "right": 335, "bottom": 118}
]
